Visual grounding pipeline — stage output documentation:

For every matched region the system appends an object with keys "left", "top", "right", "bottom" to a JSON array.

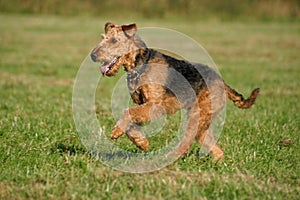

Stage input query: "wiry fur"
[{"left": 91, "top": 23, "right": 260, "bottom": 161}]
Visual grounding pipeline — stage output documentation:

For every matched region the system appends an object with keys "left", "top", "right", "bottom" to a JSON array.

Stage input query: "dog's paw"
[
  {"left": 211, "top": 151, "right": 224, "bottom": 163},
  {"left": 126, "top": 128, "right": 149, "bottom": 151},
  {"left": 110, "top": 126, "right": 124, "bottom": 139},
  {"left": 132, "top": 136, "right": 149, "bottom": 151}
]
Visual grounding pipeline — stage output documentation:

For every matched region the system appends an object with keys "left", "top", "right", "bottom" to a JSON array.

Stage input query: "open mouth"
[{"left": 100, "top": 57, "right": 119, "bottom": 76}]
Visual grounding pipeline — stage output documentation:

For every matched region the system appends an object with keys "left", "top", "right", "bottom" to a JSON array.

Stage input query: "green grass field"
[{"left": 0, "top": 14, "right": 299, "bottom": 199}]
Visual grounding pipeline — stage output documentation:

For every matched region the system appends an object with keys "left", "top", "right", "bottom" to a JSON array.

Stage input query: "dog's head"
[{"left": 90, "top": 22, "right": 146, "bottom": 76}]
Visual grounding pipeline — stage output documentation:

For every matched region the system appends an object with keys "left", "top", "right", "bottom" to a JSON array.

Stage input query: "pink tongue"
[{"left": 100, "top": 63, "right": 109, "bottom": 75}]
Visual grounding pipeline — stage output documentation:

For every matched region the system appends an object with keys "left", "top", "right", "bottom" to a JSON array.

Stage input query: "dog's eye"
[{"left": 110, "top": 38, "right": 118, "bottom": 44}]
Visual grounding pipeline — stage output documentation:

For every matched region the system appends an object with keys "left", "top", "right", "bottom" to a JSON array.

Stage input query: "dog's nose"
[{"left": 91, "top": 53, "right": 98, "bottom": 62}]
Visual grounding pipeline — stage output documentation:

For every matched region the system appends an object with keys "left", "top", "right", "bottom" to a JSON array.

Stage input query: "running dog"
[{"left": 90, "top": 23, "right": 260, "bottom": 161}]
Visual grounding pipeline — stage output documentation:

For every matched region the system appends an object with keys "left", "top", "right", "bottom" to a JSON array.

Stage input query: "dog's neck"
[{"left": 123, "top": 48, "right": 154, "bottom": 72}]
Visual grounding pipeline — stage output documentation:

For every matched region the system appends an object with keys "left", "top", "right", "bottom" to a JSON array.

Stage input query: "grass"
[
  {"left": 0, "top": 13, "right": 299, "bottom": 199},
  {"left": 1, "top": 0, "right": 299, "bottom": 21}
]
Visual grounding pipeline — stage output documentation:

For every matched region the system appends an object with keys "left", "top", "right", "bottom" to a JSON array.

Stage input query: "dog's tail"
[{"left": 225, "top": 84, "right": 260, "bottom": 109}]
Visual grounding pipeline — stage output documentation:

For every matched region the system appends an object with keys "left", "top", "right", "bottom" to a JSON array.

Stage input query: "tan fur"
[{"left": 91, "top": 23, "right": 260, "bottom": 161}]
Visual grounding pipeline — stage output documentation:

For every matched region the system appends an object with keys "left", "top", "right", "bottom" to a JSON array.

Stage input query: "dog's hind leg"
[
  {"left": 166, "top": 104, "right": 201, "bottom": 158},
  {"left": 195, "top": 128, "right": 224, "bottom": 162},
  {"left": 195, "top": 94, "right": 225, "bottom": 162}
]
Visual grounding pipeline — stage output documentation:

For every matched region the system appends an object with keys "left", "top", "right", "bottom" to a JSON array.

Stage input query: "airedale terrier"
[{"left": 91, "top": 23, "right": 259, "bottom": 161}]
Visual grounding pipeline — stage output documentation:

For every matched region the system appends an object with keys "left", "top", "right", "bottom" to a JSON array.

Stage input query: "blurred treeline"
[{"left": 0, "top": 0, "right": 299, "bottom": 21}]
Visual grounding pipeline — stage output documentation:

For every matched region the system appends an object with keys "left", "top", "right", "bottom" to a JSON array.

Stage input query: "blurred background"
[
  {"left": 0, "top": 1, "right": 299, "bottom": 199},
  {"left": 1, "top": 0, "right": 299, "bottom": 21}
]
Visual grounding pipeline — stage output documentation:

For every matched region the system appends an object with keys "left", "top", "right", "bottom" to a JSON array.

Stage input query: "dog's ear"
[
  {"left": 105, "top": 22, "right": 115, "bottom": 33},
  {"left": 122, "top": 23, "right": 137, "bottom": 38}
]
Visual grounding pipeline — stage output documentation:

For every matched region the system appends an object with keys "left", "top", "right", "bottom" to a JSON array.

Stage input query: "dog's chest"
[
  {"left": 127, "top": 70, "right": 141, "bottom": 94},
  {"left": 126, "top": 64, "right": 148, "bottom": 104}
]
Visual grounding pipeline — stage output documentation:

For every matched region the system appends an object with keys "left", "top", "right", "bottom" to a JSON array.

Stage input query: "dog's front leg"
[
  {"left": 125, "top": 123, "right": 149, "bottom": 151},
  {"left": 110, "top": 102, "right": 165, "bottom": 149}
]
